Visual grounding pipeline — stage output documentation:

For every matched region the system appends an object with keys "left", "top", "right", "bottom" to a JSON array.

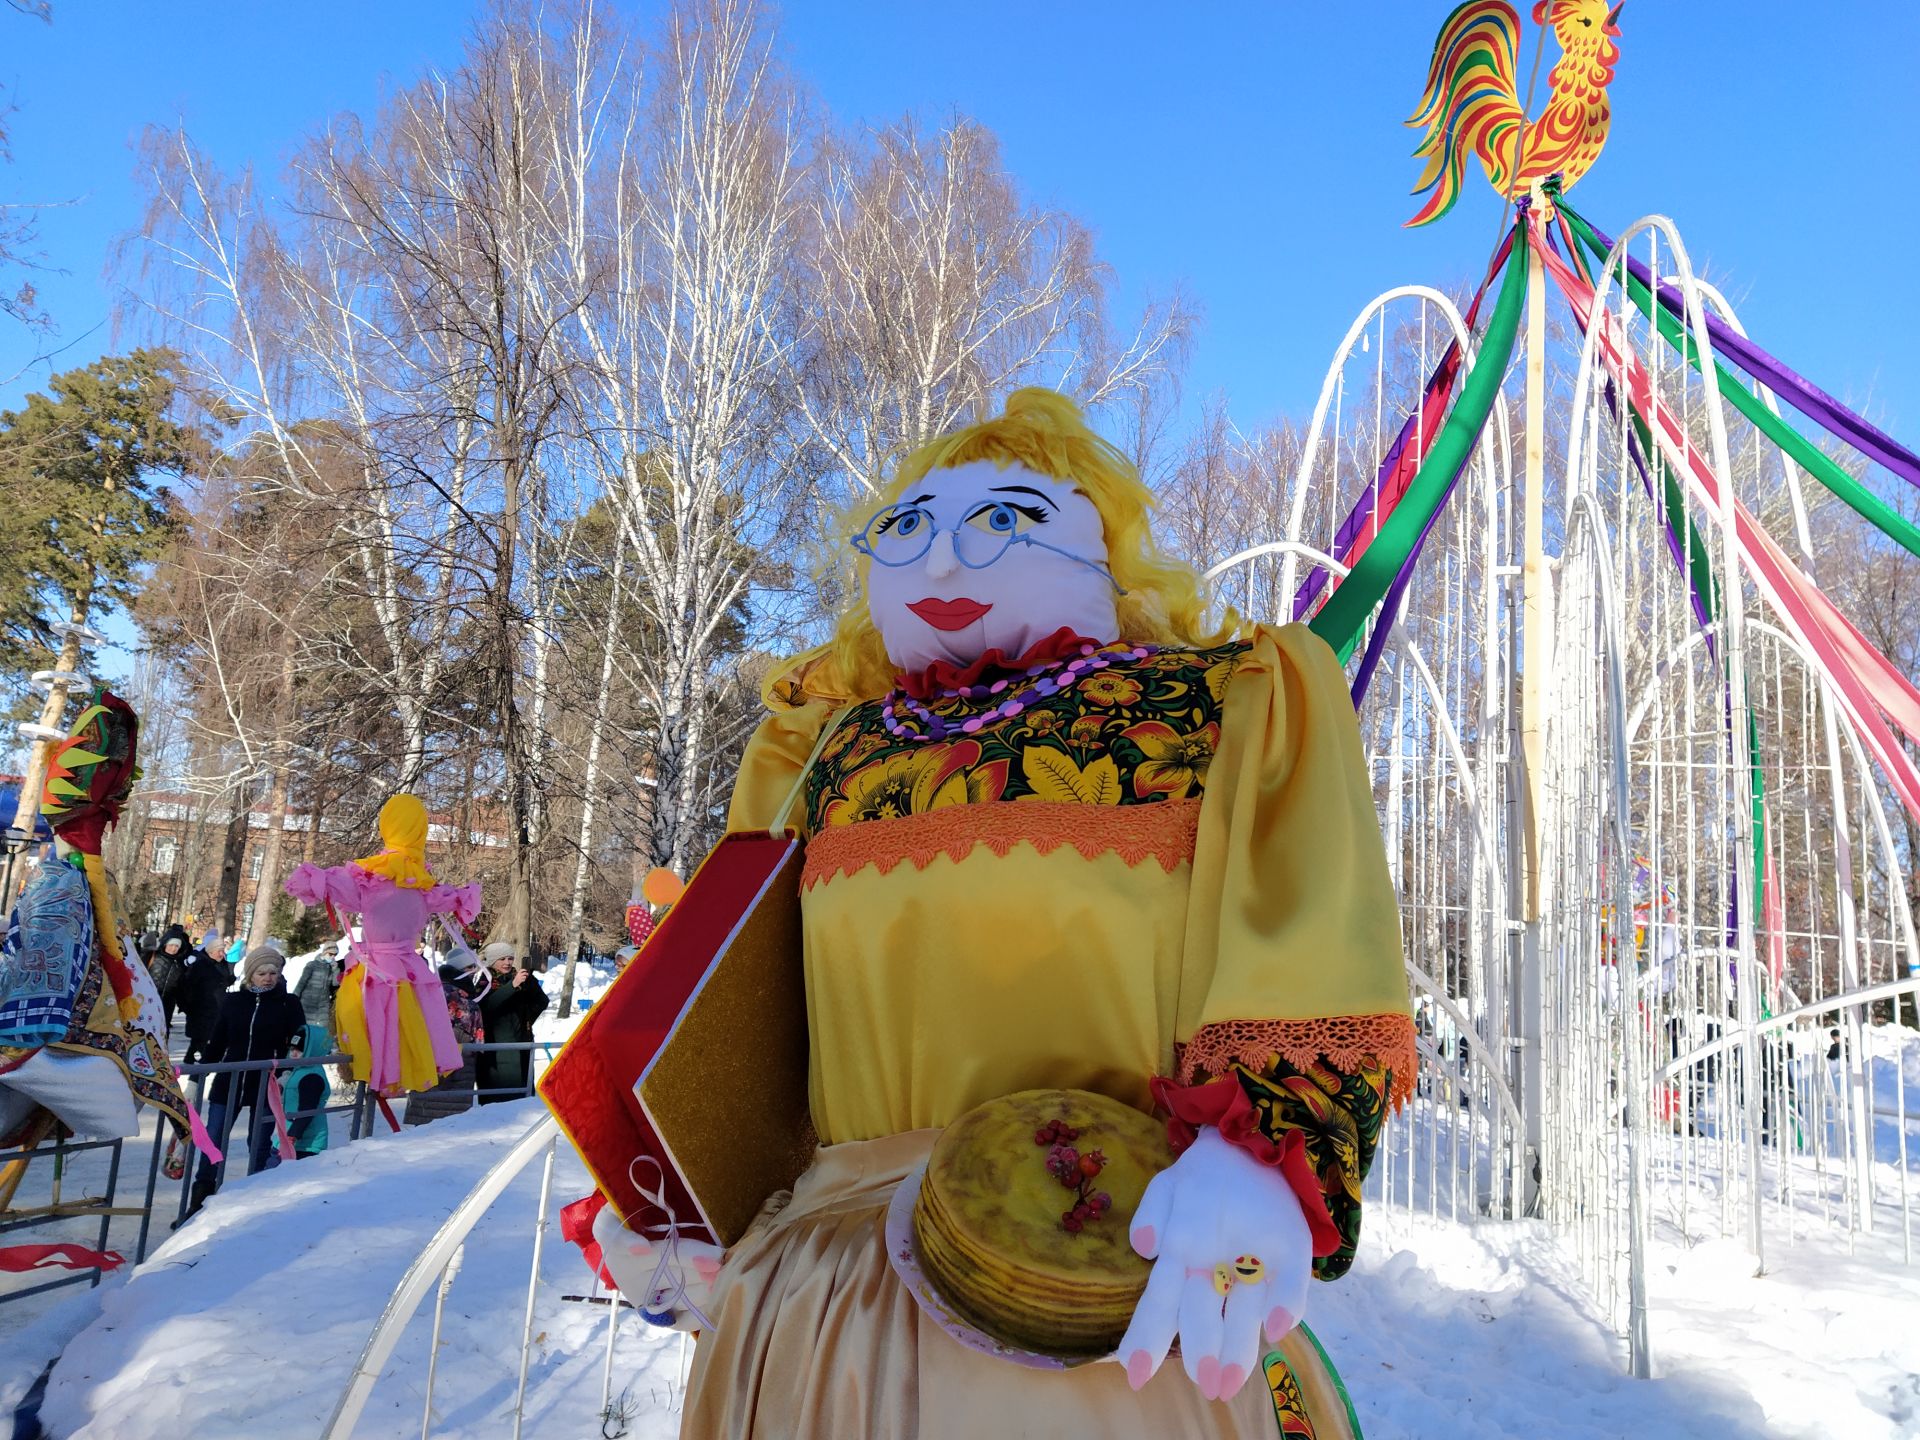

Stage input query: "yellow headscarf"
[{"left": 353, "top": 793, "right": 436, "bottom": 890}]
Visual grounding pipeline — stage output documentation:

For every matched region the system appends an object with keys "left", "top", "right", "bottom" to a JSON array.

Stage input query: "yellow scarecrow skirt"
[{"left": 333, "top": 964, "right": 441, "bottom": 1096}]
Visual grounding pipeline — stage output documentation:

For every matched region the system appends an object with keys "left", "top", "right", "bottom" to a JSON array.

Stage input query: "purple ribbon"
[
  {"left": 1576, "top": 213, "right": 1920, "bottom": 492},
  {"left": 1294, "top": 370, "right": 1446, "bottom": 624}
]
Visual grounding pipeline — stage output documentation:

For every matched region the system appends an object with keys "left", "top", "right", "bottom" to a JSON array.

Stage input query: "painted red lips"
[{"left": 908, "top": 597, "right": 992, "bottom": 631}]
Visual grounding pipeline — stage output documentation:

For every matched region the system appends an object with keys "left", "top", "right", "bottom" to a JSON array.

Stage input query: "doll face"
[{"left": 860, "top": 461, "right": 1119, "bottom": 673}]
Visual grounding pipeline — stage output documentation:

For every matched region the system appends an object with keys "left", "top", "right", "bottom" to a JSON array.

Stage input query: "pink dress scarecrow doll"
[{"left": 284, "top": 794, "right": 481, "bottom": 1095}]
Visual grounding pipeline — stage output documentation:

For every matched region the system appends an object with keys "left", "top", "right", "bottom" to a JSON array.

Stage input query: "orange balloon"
[{"left": 641, "top": 866, "right": 685, "bottom": 907}]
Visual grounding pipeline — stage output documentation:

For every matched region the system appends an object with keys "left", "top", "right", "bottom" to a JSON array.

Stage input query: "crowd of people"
[{"left": 124, "top": 923, "right": 556, "bottom": 1219}]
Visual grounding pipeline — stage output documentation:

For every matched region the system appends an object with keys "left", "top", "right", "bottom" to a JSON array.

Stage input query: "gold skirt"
[{"left": 681, "top": 1129, "right": 1358, "bottom": 1440}]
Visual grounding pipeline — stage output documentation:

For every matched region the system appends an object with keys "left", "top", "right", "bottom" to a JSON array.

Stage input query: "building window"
[
  {"left": 248, "top": 848, "right": 264, "bottom": 881},
  {"left": 151, "top": 836, "right": 178, "bottom": 875}
]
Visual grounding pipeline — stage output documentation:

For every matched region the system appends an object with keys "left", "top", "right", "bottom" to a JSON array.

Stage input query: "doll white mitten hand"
[
  {"left": 590, "top": 1201, "right": 726, "bottom": 1334},
  {"left": 1115, "top": 1126, "right": 1313, "bottom": 1401}
]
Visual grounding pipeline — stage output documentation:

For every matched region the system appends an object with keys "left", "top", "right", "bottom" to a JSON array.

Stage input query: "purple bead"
[
  {"left": 989, "top": 679, "right": 1008, "bottom": 695},
  {"left": 1037, "top": 678, "right": 1059, "bottom": 695},
  {"left": 961, "top": 717, "right": 983, "bottom": 734},
  {"left": 999, "top": 700, "right": 1021, "bottom": 718}
]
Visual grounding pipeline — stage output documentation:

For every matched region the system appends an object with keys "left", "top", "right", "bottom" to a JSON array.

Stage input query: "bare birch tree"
[{"left": 797, "top": 115, "right": 1195, "bottom": 501}]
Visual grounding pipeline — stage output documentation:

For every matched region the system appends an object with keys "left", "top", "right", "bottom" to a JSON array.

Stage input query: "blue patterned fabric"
[{"left": 0, "top": 861, "right": 95, "bottom": 1047}]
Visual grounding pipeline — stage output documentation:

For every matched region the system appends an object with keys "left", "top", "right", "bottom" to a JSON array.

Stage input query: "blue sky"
[{"left": 3, "top": 1, "right": 1916, "bottom": 453}]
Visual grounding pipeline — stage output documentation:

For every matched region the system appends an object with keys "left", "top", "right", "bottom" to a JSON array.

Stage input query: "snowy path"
[{"left": 9, "top": 1095, "right": 1916, "bottom": 1438}]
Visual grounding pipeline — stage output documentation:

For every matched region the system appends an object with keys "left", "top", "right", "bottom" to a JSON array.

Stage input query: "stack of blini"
[{"left": 911, "top": 1088, "right": 1175, "bottom": 1357}]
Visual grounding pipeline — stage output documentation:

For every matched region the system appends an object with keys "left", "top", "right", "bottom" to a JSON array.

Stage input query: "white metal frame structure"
[{"left": 1541, "top": 214, "right": 1919, "bottom": 1360}]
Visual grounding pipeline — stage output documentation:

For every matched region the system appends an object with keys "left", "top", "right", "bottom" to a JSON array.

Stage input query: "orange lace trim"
[
  {"left": 802, "top": 799, "right": 1201, "bottom": 890},
  {"left": 1176, "top": 1012, "right": 1418, "bottom": 1112}
]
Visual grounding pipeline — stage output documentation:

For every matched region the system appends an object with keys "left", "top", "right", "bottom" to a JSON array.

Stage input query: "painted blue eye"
[
  {"left": 989, "top": 506, "right": 1015, "bottom": 532},
  {"left": 896, "top": 510, "right": 922, "bottom": 535}
]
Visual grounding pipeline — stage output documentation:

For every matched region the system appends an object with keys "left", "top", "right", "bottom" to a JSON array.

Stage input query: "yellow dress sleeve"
[
  {"left": 1178, "top": 623, "right": 1415, "bottom": 1107},
  {"left": 726, "top": 700, "right": 836, "bottom": 834}
]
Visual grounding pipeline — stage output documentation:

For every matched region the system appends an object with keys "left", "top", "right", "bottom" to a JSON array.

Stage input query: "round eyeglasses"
[{"left": 850, "top": 502, "right": 1124, "bottom": 592}]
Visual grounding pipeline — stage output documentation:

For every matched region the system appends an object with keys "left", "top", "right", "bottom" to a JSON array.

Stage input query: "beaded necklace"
[{"left": 880, "top": 642, "right": 1157, "bottom": 743}]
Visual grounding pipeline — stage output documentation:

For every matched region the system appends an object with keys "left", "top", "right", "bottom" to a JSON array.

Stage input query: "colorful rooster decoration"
[{"left": 1406, "top": 0, "right": 1623, "bottom": 227}]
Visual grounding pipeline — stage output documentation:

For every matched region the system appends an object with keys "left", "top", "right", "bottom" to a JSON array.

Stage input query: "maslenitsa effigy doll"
[{"left": 598, "top": 388, "right": 1413, "bottom": 1438}]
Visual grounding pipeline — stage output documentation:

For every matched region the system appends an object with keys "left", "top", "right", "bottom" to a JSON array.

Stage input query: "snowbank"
[
  {"left": 31, "top": 1090, "right": 1920, "bottom": 1439},
  {"left": 35, "top": 1102, "right": 682, "bottom": 1439}
]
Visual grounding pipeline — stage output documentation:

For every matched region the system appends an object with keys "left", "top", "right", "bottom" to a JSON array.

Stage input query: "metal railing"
[{"left": 0, "top": 1040, "right": 558, "bottom": 1305}]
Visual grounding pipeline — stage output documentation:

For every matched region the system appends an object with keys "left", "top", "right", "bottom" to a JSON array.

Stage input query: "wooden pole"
[
  {"left": 1519, "top": 186, "right": 1551, "bottom": 922},
  {"left": 1515, "top": 187, "right": 1551, "bottom": 1221}
]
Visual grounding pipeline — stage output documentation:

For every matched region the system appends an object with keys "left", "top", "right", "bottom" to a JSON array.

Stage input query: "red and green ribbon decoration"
[{"left": 1308, "top": 216, "right": 1529, "bottom": 665}]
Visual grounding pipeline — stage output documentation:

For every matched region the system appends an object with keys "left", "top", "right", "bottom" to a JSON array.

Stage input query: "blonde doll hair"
[{"left": 767, "top": 388, "right": 1235, "bottom": 708}]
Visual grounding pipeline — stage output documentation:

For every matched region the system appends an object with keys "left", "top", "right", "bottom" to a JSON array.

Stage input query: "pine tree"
[{"left": 0, "top": 347, "right": 200, "bottom": 861}]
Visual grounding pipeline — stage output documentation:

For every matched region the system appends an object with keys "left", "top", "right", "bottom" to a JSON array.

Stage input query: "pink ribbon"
[
  {"left": 1538, "top": 230, "right": 1920, "bottom": 825},
  {"left": 266, "top": 1067, "right": 297, "bottom": 1161},
  {"left": 184, "top": 1099, "right": 224, "bottom": 1165}
]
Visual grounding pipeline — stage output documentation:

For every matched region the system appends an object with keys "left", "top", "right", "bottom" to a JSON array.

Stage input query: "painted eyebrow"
[
  {"left": 903, "top": 493, "right": 934, "bottom": 506},
  {"left": 987, "top": 484, "right": 1059, "bottom": 511}
]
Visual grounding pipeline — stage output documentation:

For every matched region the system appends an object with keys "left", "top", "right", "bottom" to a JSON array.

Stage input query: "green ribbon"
[
  {"left": 1629, "top": 406, "right": 1721, "bottom": 625},
  {"left": 1310, "top": 218, "right": 1529, "bottom": 661},
  {"left": 1561, "top": 207, "right": 1920, "bottom": 560}
]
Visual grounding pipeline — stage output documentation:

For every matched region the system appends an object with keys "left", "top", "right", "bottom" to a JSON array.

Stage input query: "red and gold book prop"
[{"left": 540, "top": 831, "right": 812, "bottom": 1248}]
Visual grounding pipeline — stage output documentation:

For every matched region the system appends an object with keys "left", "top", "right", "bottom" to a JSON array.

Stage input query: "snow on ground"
[
  {"left": 26, "top": 1101, "right": 687, "bottom": 1440},
  {"left": 14, "top": 1088, "right": 1920, "bottom": 1439},
  {"left": 9, "top": 1011, "right": 1914, "bottom": 1435}
]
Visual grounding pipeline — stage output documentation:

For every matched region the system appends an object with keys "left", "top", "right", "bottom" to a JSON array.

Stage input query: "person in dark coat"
[
  {"left": 186, "top": 948, "right": 308, "bottom": 1215},
  {"left": 471, "top": 942, "right": 549, "bottom": 1103},
  {"left": 292, "top": 947, "right": 341, "bottom": 1031},
  {"left": 178, "top": 930, "right": 236, "bottom": 1065},
  {"left": 146, "top": 923, "right": 192, "bottom": 1035}
]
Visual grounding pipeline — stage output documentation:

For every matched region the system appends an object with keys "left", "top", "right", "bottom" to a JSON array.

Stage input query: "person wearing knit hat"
[
  {"left": 463, "top": 940, "right": 548, "bottom": 1104},
  {"left": 178, "top": 930, "right": 236, "bottom": 1067},
  {"left": 185, "top": 942, "right": 307, "bottom": 1218}
]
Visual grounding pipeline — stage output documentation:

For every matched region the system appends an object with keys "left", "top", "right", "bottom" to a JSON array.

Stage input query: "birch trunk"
[
  {"left": 558, "top": 532, "right": 627, "bottom": 1015},
  {"left": 246, "top": 646, "right": 299, "bottom": 950}
]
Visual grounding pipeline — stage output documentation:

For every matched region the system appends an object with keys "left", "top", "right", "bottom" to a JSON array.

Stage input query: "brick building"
[{"left": 116, "top": 790, "right": 508, "bottom": 939}]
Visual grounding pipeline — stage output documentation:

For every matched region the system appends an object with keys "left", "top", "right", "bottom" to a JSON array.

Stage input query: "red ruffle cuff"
[{"left": 1149, "top": 1075, "right": 1342, "bottom": 1259}]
